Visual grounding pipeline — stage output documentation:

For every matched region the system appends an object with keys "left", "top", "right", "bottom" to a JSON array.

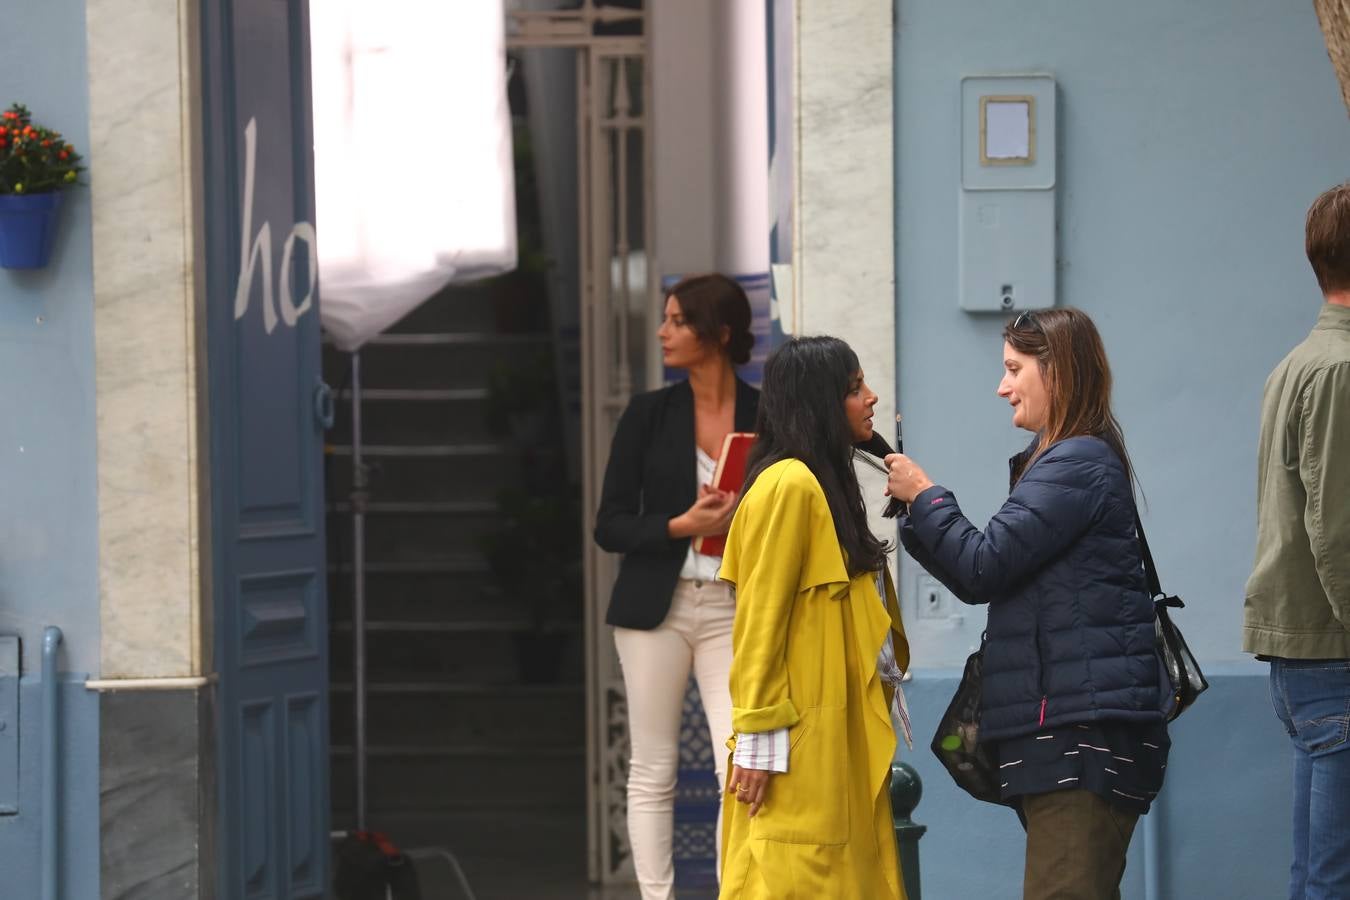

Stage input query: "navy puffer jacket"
[{"left": 900, "top": 436, "right": 1162, "bottom": 742}]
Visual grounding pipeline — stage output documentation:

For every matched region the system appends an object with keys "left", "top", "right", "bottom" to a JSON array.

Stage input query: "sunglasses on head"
[{"left": 1012, "top": 311, "right": 1042, "bottom": 332}]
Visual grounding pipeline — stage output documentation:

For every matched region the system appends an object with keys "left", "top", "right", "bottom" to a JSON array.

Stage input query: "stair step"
[
  {"left": 329, "top": 560, "right": 490, "bottom": 575},
  {"left": 378, "top": 275, "right": 545, "bottom": 335},
  {"left": 327, "top": 512, "right": 508, "bottom": 562},
  {"left": 328, "top": 501, "right": 499, "bottom": 515},
  {"left": 325, "top": 456, "right": 524, "bottom": 503},
  {"left": 330, "top": 683, "right": 584, "bottom": 747},
  {"left": 331, "top": 683, "right": 583, "bottom": 697},
  {"left": 323, "top": 341, "right": 547, "bottom": 392},
  {"left": 332, "top": 620, "right": 580, "bottom": 634},
  {"left": 330, "top": 745, "right": 583, "bottom": 759},
  {"left": 329, "top": 628, "right": 585, "bottom": 685},
  {"left": 339, "top": 332, "right": 550, "bottom": 347},
  {"left": 337, "top": 388, "right": 489, "bottom": 401},
  {"left": 331, "top": 751, "right": 584, "bottom": 812},
  {"left": 327, "top": 396, "right": 498, "bottom": 445},
  {"left": 327, "top": 574, "right": 510, "bottom": 624},
  {"left": 327, "top": 443, "right": 511, "bottom": 458}
]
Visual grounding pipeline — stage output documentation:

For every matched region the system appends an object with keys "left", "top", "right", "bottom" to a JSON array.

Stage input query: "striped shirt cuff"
[{"left": 733, "top": 728, "right": 789, "bottom": 773}]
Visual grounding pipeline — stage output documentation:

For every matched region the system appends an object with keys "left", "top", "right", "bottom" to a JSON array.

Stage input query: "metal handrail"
[
  {"left": 41, "top": 626, "right": 63, "bottom": 900},
  {"left": 351, "top": 352, "right": 368, "bottom": 831}
]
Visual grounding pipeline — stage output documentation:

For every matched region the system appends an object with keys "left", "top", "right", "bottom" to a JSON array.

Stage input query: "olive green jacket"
[{"left": 1244, "top": 302, "right": 1350, "bottom": 659}]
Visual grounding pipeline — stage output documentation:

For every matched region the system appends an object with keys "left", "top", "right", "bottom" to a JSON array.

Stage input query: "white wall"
[{"left": 791, "top": 0, "right": 899, "bottom": 554}]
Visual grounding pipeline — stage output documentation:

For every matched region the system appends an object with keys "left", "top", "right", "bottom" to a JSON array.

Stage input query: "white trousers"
[{"left": 614, "top": 578, "right": 734, "bottom": 900}]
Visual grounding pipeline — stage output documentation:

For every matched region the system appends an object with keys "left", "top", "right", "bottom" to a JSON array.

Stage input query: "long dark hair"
[
  {"left": 1004, "top": 307, "right": 1136, "bottom": 487},
  {"left": 743, "top": 336, "right": 889, "bottom": 575}
]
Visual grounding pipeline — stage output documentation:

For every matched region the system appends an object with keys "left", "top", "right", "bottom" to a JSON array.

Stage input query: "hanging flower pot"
[
  {"left": 0, "top": 102, "right": 84, "bottom": 270},
  {"left": 0, "top": 191, "right": 63, "bottom": 269}
]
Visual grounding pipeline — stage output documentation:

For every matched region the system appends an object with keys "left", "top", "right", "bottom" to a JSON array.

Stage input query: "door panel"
[{"left": 201, "top": 0, "right": 330, "bottom": 897}]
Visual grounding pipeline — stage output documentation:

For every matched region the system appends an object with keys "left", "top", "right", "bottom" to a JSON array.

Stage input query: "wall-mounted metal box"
[{"left": 959, "top": 75, "right": 1057, "bottom": 312}]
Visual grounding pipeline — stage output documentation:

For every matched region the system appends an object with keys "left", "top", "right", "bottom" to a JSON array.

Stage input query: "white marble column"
[
  {"left": 793, "top": 0, "right": 897, "bottom": 531},
  {"left": 86, "top": 0, "right": 203, "bottom": 679}
]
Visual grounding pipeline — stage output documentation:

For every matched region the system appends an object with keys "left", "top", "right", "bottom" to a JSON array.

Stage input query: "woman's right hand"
[
  {"left": 668, "top": 485, "right": 738, "bottom": 539},
  {"left": 728, "top": 765, "right": 773, "bottom": 817}
]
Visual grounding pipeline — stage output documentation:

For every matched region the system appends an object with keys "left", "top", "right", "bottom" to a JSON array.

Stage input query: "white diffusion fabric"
[{"left": 310, "top": 0, "right": 517, "bottom": 351}]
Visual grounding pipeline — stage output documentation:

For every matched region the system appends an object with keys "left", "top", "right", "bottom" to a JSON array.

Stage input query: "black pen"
[{"left": 882, "top": 414, "right": 905, "bottom": 518}]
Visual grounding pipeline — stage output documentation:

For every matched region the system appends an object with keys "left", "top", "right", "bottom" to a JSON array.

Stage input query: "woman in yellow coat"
[{"left": 718, "top": 336, "right": 910, "bottom": 900}]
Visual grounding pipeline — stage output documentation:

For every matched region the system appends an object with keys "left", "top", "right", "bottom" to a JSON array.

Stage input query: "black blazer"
[{"left": 594, "top": 378, "right": 760, "bottom": 629}]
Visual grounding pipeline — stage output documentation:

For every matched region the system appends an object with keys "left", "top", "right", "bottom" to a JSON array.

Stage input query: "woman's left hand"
[
  {"left": 728, "top": 765, "right": 773, "bottom": 817},
  {"left": 884, "top": 453, "right": 935, "bottom": 504}
]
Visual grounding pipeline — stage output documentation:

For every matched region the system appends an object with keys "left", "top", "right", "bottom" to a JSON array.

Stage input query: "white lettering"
[
  {"left": 279, "top": 222, "right": 318, "bottom": 327},
  {"left": 233, "top": 116, "right": 317, "bottom": 334}
]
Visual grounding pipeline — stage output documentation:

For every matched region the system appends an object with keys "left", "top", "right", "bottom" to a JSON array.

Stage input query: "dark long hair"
[
  {"left": 1004, "top": 307, "right": 1136, "bottom": 487},
  {"left": 743, "top": 336, "right": 889, "bottom": 576}
]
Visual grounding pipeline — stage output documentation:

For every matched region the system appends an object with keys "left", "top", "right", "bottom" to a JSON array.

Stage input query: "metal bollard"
[{"left": 891, "top": 761, "right": 926, "bottom": 900}]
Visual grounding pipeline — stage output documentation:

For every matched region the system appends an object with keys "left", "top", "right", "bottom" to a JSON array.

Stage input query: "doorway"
[{"left": 322, "top": 2, "right": 653, "bottom": 895}]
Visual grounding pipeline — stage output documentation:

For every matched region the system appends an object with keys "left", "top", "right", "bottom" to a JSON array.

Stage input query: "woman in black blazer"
[{"left": 594, "top": 273, "right": 758, "bottom": 900}]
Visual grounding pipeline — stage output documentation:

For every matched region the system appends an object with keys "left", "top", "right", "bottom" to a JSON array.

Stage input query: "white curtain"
[{"left": 310, "top": 0, "right": 517, "bottom": 351}]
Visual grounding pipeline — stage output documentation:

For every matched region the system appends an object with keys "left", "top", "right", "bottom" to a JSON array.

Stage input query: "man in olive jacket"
[{"left": 1244, "top": 182, "right": 1350, "bottom": 900}]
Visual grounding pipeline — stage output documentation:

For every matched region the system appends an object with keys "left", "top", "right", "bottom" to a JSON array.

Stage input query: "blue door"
[{"left": 200, "top": 2, "right": 330, "bottom": 897}]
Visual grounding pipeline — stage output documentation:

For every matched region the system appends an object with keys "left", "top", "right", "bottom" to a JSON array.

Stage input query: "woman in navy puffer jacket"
[{"left": 887, "top": 308, "right": 1167, "bottom": 900}]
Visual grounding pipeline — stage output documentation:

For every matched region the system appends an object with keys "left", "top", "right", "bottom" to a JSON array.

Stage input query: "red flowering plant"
[{"left": 0, "top": 104, "right": 84, "bottom": 195}]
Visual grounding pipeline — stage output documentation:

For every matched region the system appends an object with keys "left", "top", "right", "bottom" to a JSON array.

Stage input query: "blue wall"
[
  {"left": 0, "top": 0, "right": 101, "bottom": 894},
  {"left": 0, "top": 0, "right": 98, "bottom": 675},
  {"left": 892, "top": 1, "right": 1346, "bottom": 896},
  {"left": 0, "top": 680, "right": 100, "bottom": 900},
  {"left": 900, "top": 668, "right": 1287, "bottom": 899}
]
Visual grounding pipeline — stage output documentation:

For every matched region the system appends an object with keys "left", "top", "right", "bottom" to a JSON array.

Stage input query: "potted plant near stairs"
[{"left": 0, "top": 103, "right": 84, "bottom": 269}]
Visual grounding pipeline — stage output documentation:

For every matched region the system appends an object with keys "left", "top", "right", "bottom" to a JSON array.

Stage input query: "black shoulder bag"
[
  {"left": 1135, "top": 509, "right": 1208, "bottom": 721},
  {"left": 929, "top": 633, "right": 1010, "bottom": 806}
]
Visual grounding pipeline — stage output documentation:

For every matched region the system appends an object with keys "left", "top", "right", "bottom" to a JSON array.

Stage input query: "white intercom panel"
[{"left": 959, "top": 75, "right": 1057, "bottom": 312}]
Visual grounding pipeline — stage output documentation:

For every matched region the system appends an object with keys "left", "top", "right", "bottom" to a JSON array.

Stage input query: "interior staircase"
[{"left": 322, "top": 277, "right": 586, "bottom": 842}]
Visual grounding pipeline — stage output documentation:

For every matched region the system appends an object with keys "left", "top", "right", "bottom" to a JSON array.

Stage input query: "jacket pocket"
[{"left": 749, "top": 706, "right": 850, "bottom": 845}]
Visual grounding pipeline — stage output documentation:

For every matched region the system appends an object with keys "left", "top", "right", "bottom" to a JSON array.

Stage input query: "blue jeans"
[{"left": 1269, "top": 657, "right": 1350, "bottom": 900}]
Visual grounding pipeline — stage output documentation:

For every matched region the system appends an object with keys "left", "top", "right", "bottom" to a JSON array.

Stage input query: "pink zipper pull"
[{"left": 1038, "top": 696, "right": 1047, "bottom": 727}]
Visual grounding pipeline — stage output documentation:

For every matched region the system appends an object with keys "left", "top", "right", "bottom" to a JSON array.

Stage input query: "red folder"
[{"left": 692, "top": 432, "right": 756, "bottom": 557}]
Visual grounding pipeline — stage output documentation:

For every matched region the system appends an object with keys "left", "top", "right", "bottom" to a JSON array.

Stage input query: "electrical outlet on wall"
[{"left": 916, "top": 574, "right": 958, "bottom": 621}]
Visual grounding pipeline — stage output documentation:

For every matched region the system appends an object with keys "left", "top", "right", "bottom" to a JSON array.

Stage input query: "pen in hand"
[{"left": 882, "top": 414, "right": 906, "bottom": 519}]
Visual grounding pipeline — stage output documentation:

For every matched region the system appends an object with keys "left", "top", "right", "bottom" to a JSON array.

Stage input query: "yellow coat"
[{"left": 718, "top": 459, "right": 909, "bottom": 900}]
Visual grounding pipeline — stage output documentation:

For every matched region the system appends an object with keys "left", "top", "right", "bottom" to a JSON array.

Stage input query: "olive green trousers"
[{"left": 1021, "top": 789, "right": 1139, "bottom": 900}]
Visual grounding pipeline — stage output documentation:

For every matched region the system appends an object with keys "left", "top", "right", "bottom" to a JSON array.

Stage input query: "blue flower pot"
[{"left": 0, "top": 191, "right": 64, "bottom": 269}]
